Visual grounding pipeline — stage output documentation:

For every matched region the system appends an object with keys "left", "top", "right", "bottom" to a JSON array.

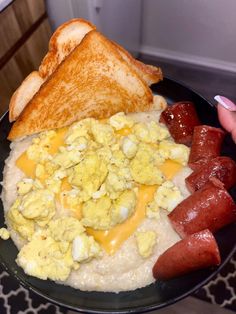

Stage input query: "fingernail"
[{"left": 214, "top": 95, "right": 236, "bottom": 111}]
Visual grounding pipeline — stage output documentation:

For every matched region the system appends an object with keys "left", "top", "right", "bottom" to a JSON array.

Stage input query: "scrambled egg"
[
  {"left": 146, "top": 181, "right": 183, "bottom": 218},
  {"left": 82, "top": 190, "right": 136, "bottom": 229},
  {"left": 48, "top": 217, "right": 85, "bottom": 242},
  {"left": 130, "top": 144, "right": 165, "bottom": 185},
  {"left": 109, "top": 112, "right": 134, "bottom": 130},
  {"left": 92, "top": 183, "right": 106, "bottom": 199},
  {"left": 65, "top": 118, "right": 92, "bottom": 144},
  {"left": 81, "top": 196, "right": 112, "bottom": 230},
  {"left": 26, "top": 130, "right": 56, "bottom": 162},
  {"left": 136, "top": 231, "right": 157, "bottom": 258},
  {"left": 53, "top": 147, "right": 83, "bottom": 168},
  {"left": 10, "top": 107, "right": 190, "bottom": 282},
  {"left": 133, "top": 121, "right": 170, "bottom": 143},
  {"left": 16, "top": 217, "right": 101, "bottom": 281},
  {"left": 8, "top": 189, "right": 56, "bottom": 240},
  {"left": 110, "top": 190, "right": 136, "bottom": 224},
  {"left": 159, "top": 140, "right": 190, "bottom": 166},
  {"left": 18, "top": 189, "right": 55, "bottom": 227},
  {"left": 17, "top": 232, "right": 74, "bottom": 281},
  {"left": 121, "top": 135, "right": 138, "bottom": 159},
  {"left": 91, "top": 121, "right": 115, "bottom": 145},
  {"left": 8, "top": 200, "right": 34, "bottom": 240},
  {"left": 17, "top": 178, "right": 34, "bottom": 195},
  {"left": 69, "top": 152, "right": 108, "bottom": 201},
  {"left": 105, "top": 165, "right": 132, "bottom": 198},
  {"left": 109, "top": 149, "right": 129, "bottom": 168},
  {"left": 0, "top": 228, "right": 10, "bottom": 240},
  {"left": 72, "top": 234, "right": 101, "bottom": 262}
]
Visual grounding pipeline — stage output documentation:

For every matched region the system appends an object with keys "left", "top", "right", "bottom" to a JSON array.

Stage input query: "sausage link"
[
  {"left": 160, "top": 101, "right": 200, "bottom": 146},
  {"left": 168, "top": 178, "right": 236, "bottom": 238},
  {"left": 188, "top": 125, "right": 225, "bottom": 170},
  {"left": 186, "top": 156, "right": 236, "bottom": 193},
  {"left": 152, "top": 229, "right": 221, "bottom": 280}
]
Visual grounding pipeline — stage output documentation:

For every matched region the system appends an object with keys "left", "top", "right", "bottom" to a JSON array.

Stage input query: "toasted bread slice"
[
  {"left": 9, "top": 72, "right": 45, "bottom": 122},
  {"left": 39, "top": 18, "right": 96, "bottom": 78},
  {"left": 9, "top": 19, "right": 162, "bottom": 122},
  {"left": 111, "top": 41, "right": 162, "bottom": 86},
  {"left": 8, "top": 31, "right": 153, "bottom": 140},
  {"left": 9, "top": 19, "right": 95, "bottom": 122},
  {"left": 38, "top": 19, "right": 162, "bottom": 84}
]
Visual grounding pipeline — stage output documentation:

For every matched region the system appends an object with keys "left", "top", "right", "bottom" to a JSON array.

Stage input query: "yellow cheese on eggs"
[
  {"left": 115, "top": 127, "right": 132, "bottom": 136},
  {"left": 15, "top": 118, "right": 183, "bottom": 257},
  {"left": 57, "top": 178, "right": 82, "bottom": 220},
  {"left": 16, "top": 127, "right": 68, "bottom": 179},
  {"left": 87, "top": 159, "right": 182, "bottom": 255},
  {"left": 159, "top": 159, "right": 182, "bottom": 180},
  {"left": 48, "top": 127, "right": 67, "bottom": 154},
  {"left": 16, "top": 152, "right": 36, "bottom": 178},
  {"left": 87, "top": 185, "right": 157, "bottom": 255}
]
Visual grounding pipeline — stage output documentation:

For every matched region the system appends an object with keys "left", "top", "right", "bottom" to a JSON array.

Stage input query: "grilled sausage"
[
  {"left": 185, "top": 156, "right": 236, "bottom": 193},
  {"left": 168, "top": 178, "right": 236, "bottom": 238},
  {"left": 153, "top": 229, "right": 221, "bottom": 280},
  {"left": 160, "top": 101, "right": 200, "bottom": 146},
  {"left": 188, "top": 125, "right": 225, "bottom": 170}
]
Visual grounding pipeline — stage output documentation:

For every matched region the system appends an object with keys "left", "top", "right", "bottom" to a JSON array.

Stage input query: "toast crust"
[
  {"left": 39, "top": 18, "right": 96, "bottom": 78},
  {"left": 8, "top": 19, "right": 162, "bottom": 124},
  {"left": 9, "top": 18, "right": 162, "bottom": 122},
  {"left": 112, "top": 41, "right": 162, "bottom": 85},
  {"left": 9, "top": 72, "right": 45, "bottom": 122},
  {"left": 8, "top": 31, "right": 153, "bottom": 140},
  {"left": 9, "top": 19, "right": 96, "bottom": 122}
]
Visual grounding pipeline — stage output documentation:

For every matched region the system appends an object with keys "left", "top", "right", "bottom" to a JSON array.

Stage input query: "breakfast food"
[
  {"left": 1, "top": 18, "right": 236, "bottom": 291},
  {"left": 169, "top": 178, "right": 236, "bottom": 238},
  {"left": 152, "top": 229, "right": 221, "bottom": 280},
  {"left": 1, "top": 18, "right": 192, "bottom": 292},
  {"left": 8, "top": 30, "right": 157, "bottom": 140},
  {"left": 9, "top": 19, "right": 162, "bottom": 126},
  {"left": 185, "top": 156, "right": 236, "bottom": 193},
  {"left": 188, "top": 125, "right": 226, "bottom": 170},
  {"left": 2, "top": 102, "right": 193, "bottom": 292},
  {"left": 160, "top": 101, "right": 200, "bottom": 146},
  {"left": 152, "top": 109, "right": 236, "bottom": 280}
]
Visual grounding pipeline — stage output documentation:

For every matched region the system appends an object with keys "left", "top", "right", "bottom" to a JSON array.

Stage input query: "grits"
[{"left": 1, "top": 109, "right": 192, "bottom": 293}]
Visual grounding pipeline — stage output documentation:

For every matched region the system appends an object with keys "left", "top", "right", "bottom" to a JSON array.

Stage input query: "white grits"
[{"left": 1, "top": 112, "right": 192, "bottom": 292}]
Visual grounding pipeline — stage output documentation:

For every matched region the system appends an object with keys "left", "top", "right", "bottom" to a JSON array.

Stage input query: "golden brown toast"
[
  {"left": 9, "top": 18, "right": 95, "bottom": 122},
  {"left": 39, "top": 18, "right": 96, "bottom": 79},
  {"left": 9, "top": 71, "right": 45, "bottom": 123},
  {"left": 8, "top": 31, "right": 153, "bottom": 140},
  {"left": 111, "top": 41, "right": 162, "bottom": 86},
  {"left": 9, "top": 19, "right": 162, "bottom": 122}
]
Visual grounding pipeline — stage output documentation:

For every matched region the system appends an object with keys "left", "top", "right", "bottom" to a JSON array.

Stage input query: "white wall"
[
  {"left": 141, "top": 0, "right": 236, "bottom": 72},
  {"left": 46, "top": 0, "right": 142, "bottom": 55}
]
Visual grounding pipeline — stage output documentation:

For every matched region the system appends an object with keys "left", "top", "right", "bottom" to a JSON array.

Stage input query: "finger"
[
  {"left": 214, "top": 96, "right": 236, "bottom": 143},
  {"left": 214, "top": 95, "right": 236, "bottom": 111}
]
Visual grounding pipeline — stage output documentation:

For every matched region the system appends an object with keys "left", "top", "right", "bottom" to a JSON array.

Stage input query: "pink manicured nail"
[{"left": 214, "top": 95, "right": 236, "bottom": 111}]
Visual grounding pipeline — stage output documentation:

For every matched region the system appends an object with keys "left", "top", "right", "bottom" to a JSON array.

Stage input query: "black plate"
[{"left": 0, "top": 77, "right": 235, "bottom": 313}]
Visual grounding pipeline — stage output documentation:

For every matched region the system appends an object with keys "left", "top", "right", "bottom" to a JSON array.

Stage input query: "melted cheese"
[
  {"left": 86, "top": 160, "right": 182, "bottom": 255},
  {"left": 87, "top": 185, "right": 157, "bottom": 255},
  {"left": 16, "top": 127, "right": 67, "bottom": 178},
  {"left": 48, "top": 127, "right": 67, "bottom": 154},
  {"left": 57, "top": 178, "right": 82, "bottom": 220},
  {"left": 100, "top": 118, "right": 131, "bottom": 136},
  {"left": 16, "top": 152, "right": 36, "bottom": 178},
  {"left": 115, "top": 127, "right": 132, "bottom": 136},
  {"left": 159, "top": 159, "right": 182, "bottom": 180},
  {"left": 15, "top": 124, "right": 183, "bottom": 256}
]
